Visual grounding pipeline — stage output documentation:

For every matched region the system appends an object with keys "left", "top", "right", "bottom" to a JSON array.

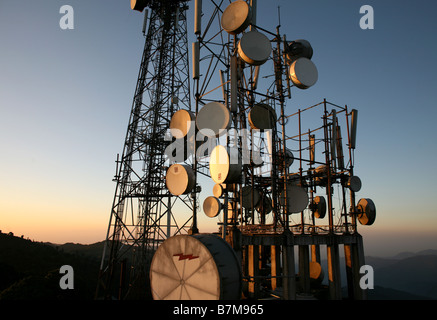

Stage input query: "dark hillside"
[
  {"left": 2, "top": 232, "right": 437, "bottom": 300},
  {"left": 47, "top": 241, "right": 105, "bottom": 261},
  {"left": 0, "top": 233, "right": 100, "bottom": 300},
  {"left": 375, "top": 255, "right": 437, "bottom": 299}
]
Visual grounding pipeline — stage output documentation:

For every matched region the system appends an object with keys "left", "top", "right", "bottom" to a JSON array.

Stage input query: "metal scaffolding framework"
[{"left": 96, "top": 0, "right": 192, "bottom": 300}]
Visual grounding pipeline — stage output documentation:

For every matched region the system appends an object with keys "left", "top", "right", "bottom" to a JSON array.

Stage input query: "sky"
[{"left": 1, "top": 0, "right": 437, "bottom": 257}]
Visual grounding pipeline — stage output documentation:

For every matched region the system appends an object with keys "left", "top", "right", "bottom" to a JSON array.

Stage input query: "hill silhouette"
[
  {"left": 391, "top": 249, "right": 437, "bottom": 260},
  {"left": 1, "top": 232, "right": 436, "bottom": 300},
  {"left": 46, "top": 241, "right": 106, "bottom": 261},
  {"left": 0, "top": 233, "right": 101, "bottom": 300},
  {"left": 374, "top": 254, "right": 437, "bottom": 299}
]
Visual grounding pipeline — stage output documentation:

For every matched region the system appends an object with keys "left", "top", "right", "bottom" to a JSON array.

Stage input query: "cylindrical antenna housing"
[
  {"left": 219, "top": 70, "right": 227, "bottom": 101},
  {"left": 336, "top": 125, "right": 345, "bottom": 170},
  {"left": 250, "top": 0, "right": 257, "bottom": 31},
  {"left": 192, "top": 41, "right": 200, "bottom": 79},
  {"left": 194, "top": 0, "right": 202, "bottom": 35},
  {"left": 331, "top": 109, "right": 337, "bottom": 162},
  {"left": 350, "top": 109, "right": 358, "bottom": 149},
  {"left": 174, "top": 6, "right": 180, "bottom": 31},
  {"left": 230, "top": 56, "right": 238, "bottom": 112},
  {"left": 309, "top": 134, "right": 315, "bottom": 164},
  {"left": 142, "top": 9, "right": 149, "bottom": 35}
]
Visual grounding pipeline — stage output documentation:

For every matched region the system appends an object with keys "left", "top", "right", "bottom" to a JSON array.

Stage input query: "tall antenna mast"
[
  {"left": 96, "top": 0, "right": 192, "bottom": 300},
  {"left": 277, "top": 5, "right": 281, "bottom": 27}
]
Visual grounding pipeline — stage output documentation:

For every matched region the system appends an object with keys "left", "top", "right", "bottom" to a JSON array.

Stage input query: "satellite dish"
[
  {"left": 131, "top": 0, "right": 149, "bottom": 12},
  {"left": 357, "top": 198, "right": 376, "bottom": 226},
  {"left": 285, "top": 39, "right": 313, "bottom": 62},
  {"left": 279, "top": 184, "right": 309, "bottom": 214},
  {"left": 311, "top": 196, "right": 326, "bottom": 219},
  {"left": 248, "top": 103, "right": 277, "bottom": 130},
  {"left": 196, "top": 102, "right": 231, "bottom": 138},
  {"left": 256, "top": 195, "right": 272, "bottom": 215},
  {"left": 165, "top": 164, "right": 195, "bottom": 196},
  {"left": 289, "top": 57, "right": 318, "bottom": 89},
  {"left": 237, "top": 31, "right": 272, "bottom": 66},
  {"left": 203, "top": 196, "right": 222, "bottom": 218},
  {"left": 209, "top": 145, "right": 241, "bottom": 184},
  {"left": 221, "top": 0, "right": 252, "bottom": 35},
  {"left": 212, "top": 183, "right": 224, "bottom": 198},
  {"left": 278, "top": 148, "right": 294, "bottom": 170},
  {"left": 331, "top": 109, "right": 337, "bottom": 161},
  {"left": 170, "top": 109, "right": 195, "bottom": 139},
  {"left": 241, "top": 186, "right": 261, "bottom": 209},
  {"left": 149, "top": 234, "right": 242, "bottom": 300},
  {"left": 347, "top": 176, "right": 362, "bottom": 192},
  {"left": 309, "top": 261, "right": 324, "bottom": 283},
  {"left": 309, "top": 134, "right": 316, "bottom": 164}
]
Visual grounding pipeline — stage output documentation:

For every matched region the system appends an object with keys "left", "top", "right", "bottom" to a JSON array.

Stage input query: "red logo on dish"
[{"left": 173, "top": 253, "right": 199, "bottom": 261}]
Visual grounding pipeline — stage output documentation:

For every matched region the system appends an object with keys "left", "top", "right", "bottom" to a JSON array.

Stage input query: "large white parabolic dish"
[{"left": 150, "top": 234, "right": 242, "bottom": 300}]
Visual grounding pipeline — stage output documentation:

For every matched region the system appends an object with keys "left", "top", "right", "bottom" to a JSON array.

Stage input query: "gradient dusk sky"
[{"left": 1, "top": 0, "right": 436, "bottom": 257}]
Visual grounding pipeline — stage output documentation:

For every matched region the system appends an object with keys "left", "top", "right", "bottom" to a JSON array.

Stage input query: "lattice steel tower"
[{"left": 96, "top": 0, "right": 192, "bottom": 300}]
